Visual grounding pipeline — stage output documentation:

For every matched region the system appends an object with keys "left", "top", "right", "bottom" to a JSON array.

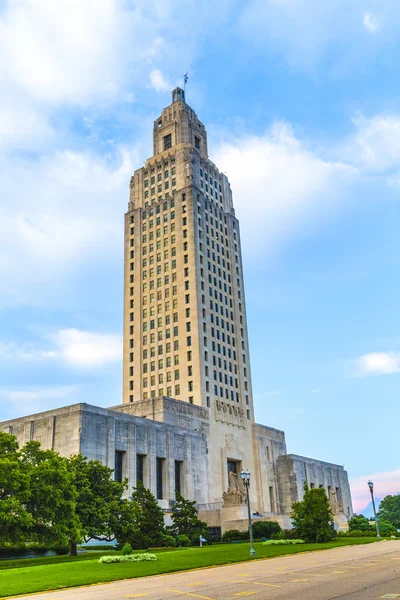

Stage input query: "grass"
[{"left": 0, "top": 538, "right": 379, "bottom": 598}]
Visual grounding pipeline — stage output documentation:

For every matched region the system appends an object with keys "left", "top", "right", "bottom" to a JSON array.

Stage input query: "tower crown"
[
  {"left": 152, "top": 89, "right": 208, "bottom": 158},
  {"left": 172, "top": 87, "right": 185, "bottom": 104}
]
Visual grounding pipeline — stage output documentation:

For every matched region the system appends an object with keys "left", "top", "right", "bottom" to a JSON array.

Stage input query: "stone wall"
[
  {"left": 276, "top": 454, "right": 353, "bottom": 529},
  {"left": 0, "top": 402, "right": 210, "bottom": 506}
]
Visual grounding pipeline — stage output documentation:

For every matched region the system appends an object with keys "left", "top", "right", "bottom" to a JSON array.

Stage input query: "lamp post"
[
  {"left": 368, "top": 480, "right": 380, "bottom": 539},
  {"left": 241, "top": 469, "right": 256, "bottom": 557}
]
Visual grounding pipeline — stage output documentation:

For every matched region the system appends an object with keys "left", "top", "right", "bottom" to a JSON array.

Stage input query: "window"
[
  {"left": 195, "top": 136, "right": 200, "bottom": 150},
  {"left": 163, "top": 134, "right": 172, "bottom": 150},
  {"left": 156, "top": 457, "right": 164, "bottom": 499},
  {"left": 175, "top": 460, "right": 182, "bottom": 496},
  {"left": 137, "top": 454, "right": 145, "bottom": 484},
  {"left": 114, "top": 451, "right": 125, "bottom": 483}
]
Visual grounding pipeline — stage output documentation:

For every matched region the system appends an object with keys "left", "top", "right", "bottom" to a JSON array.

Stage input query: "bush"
[
  {"left": 157, "top": 534, "right": 176, "bottom": 548},
  {"left": 252, "top": 521, "right": 281, "bottom": 539},
  {"left": 378, "top": 519, "right": 397, "bottom": 536},
  {"left": 348, "top": 530, "right": 363, "bottom": 537},
  {"left": 176, "top": 534, "right": 191, "bottom": 547},
  {"left": 263, "top": 539, "right": 305, "bottom": 546},
  {"left": 99, "top": 553, "right": 157, "bottom": 564},
  {"left": 121, "top": 543, "right": 133, "bottom": 555},
  {"left": 222, "top": 530, "right": 249, "bottom": 543},
  {"left": 0, "top": 542, "right": 69, "bottom": 558}
]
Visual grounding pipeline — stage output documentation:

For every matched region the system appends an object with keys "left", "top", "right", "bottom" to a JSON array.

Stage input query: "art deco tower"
[{"left": 123, "top": 88, "right": 254, "bottom": 427}]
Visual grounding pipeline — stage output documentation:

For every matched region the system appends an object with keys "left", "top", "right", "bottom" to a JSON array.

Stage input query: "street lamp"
[
  {"left": 368, "top": 480, "right": 381, "bottom": 539},
  {"left": 241, "top": 469, "right": 256, "bottom": 557}
]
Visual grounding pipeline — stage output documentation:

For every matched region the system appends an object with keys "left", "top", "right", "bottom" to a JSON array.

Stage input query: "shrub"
[
  {"left": 263, "top": 539, "right": 305, "bottom": 546},
  {"left": 121, "top": 543, "right": 133, "bottom": 555},
  {"left": 252, "top": 521, "right": 281, "bottom": 539},
  {"left": 378, "top": 518, "right": 397, "bottom": 536},
  {"left": 348, "top": 530, "right": 363, "bottom": 537},
  {"left": 157, "top": 534, "right": 176, "bottom": 548},
  {"left": 176, "top": 534, "right": 191, "bottom": 547},
  {"left": 0, "top": 542, "right": 69, "bottom": 558},
  {"left": 222, "top": 529, "right": 249, "bottom": 543},
  {"left": 99, "top": 553, "right": 157, "bottom": 564}
]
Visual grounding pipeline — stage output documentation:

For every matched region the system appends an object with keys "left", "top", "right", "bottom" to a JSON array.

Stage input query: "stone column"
[
  {"left": 23, "top": 421, "right": 33, "bottom": 445},
  {"left": 166, "top": 429, "right": 175, "bottom": 503},
  {"left": 147, "top": 424, "right": 157, "bottom": 497},
  {"left": 127, "top": 421, "right": 136, "bottom": 497},
  {"left": 46, "top": 416, "right": 56, "bottom": 451}
]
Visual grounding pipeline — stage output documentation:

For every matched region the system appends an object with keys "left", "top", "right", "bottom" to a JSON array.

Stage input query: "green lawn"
[{"left": 0, "top": 538, "right": 378, "bottom": 598}]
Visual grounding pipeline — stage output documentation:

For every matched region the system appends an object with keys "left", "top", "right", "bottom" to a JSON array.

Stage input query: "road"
[{"left": 16, "top": 540, "right": 400, "bottom": 600}]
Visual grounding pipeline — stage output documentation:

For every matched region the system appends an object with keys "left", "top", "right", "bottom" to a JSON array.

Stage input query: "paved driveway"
[{"left": 15, "top": 540, "right": 400, "bottom": 600}]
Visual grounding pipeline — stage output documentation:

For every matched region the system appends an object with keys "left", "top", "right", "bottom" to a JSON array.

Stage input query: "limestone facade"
[{"left": 0, "top": 397, "right": 352, "bottom": 532}]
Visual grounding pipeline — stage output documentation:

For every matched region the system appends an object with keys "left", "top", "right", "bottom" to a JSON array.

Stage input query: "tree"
[
  {"left": 20, "top": 441, "right": 77, "bottom": 550},
  {"left": 67, "top": 455, "right": 133, "bottom": 555},
  {"left": 170, "top": 492, "right": 208, "bottom": 544},
  {"left": 0, "top": 433, "right": 33, "bottom": 542},
  {"left": 291, "top": 485, "right": 334, "bottom": 543},
  {"left": 378, "top": 494, "right": 400, "bottom": 529},
  {"left": 377, "top": 518, "right": 397, "bottom": 536},
  {"left": 349, "top": 514, "right": 374, "bottom": 532},
  {"left": 129, "top": 481, "right": 165, "bottom": 548}
]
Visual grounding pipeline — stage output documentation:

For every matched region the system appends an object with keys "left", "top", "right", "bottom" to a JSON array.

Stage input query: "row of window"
[
  {"left": 114, "top": 451, "right": 183, "bottom": 501},
  {"left": 144, "top": 166, "right": 176, "bottom": 187}
]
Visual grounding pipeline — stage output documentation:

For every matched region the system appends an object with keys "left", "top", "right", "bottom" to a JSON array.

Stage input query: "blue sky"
[{"left": 1, "top": 0, "right": 399, "bottom": 512}]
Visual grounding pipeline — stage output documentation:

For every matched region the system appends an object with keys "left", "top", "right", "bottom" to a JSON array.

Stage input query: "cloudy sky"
[{"left": 1, "top": 0, "right": 400, "bottom": 513}]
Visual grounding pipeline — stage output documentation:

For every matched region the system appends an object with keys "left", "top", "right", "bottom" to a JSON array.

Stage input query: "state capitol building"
[{"left": 0, "top": 88, "right": 353, "bottom": 534}]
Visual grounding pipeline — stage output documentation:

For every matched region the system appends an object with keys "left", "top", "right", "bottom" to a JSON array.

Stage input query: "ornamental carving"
[{"left": 222, "top": 471, "right": 246, "bottom": 507}]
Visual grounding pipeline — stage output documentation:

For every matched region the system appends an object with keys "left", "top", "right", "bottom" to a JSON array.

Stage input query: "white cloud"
[
  {"left": 0, "top": 146, "right": 140, "bottom": 308},
  {"left": 351, "top": 468, "right": 400, "bottom": 513},
  {"left": 149, "top": 68, "right": 173, "bottom": 93},
  {"left": 0, "top": 385, "right": 78, "bottom": 419},
  {"left": 49, "top": 329, "right": 122, "bottom": 369},
  {"left": 214, "top": 121, "right": 355, "bottom": 258},
  {"left": 0, "top": 386, "right": 76, "bottom": 403},
  {"left": 356, "top": 352, "right": 400, "bottom": 376},
  {"left": 348, "top": 114, "right": 400, "bottom": 172},
  {"left": 363, "top": 12, "right": 380, "bottom": 33},
  {"left": 0, "top": 329, "right": 122, "bottom": 369},
  {"left": 239, "top": 0, "right": 397, "bottom": 71},
  {"left": 0, "top": 0, "right": 137, "bottom": 106}
]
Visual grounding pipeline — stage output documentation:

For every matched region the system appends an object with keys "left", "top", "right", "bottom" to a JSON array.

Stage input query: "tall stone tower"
[
  {"left": 123, "top": 88, "right": 260, "bottom": 508},
  {"left": 123, "top": 88, "right": 254, "bottom": 421}
]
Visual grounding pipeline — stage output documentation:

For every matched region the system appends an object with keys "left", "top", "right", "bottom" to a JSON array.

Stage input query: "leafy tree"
[
  {"left": 20, "top": 441, "right": 77, "bottom": 550},
  {"left": 378, "top": 495, "right": 400, "bottom": 529},
  {"left": 291, "top": 485, "right": 334, "bottom": 543},
  {"left": 377, "top": 518, "right": 397, "bottom": 536},
  {"left": 68, "top": 455, "right": 133, "bottom": 555},
  {"left": 129, "top": 481, "right": 165, "bottom": 548},
  {"left": 349, "top": 514, "right": 374, "bottom": 532},
  {"left": 252, "top": 520, "right": 281, "bottom": 539},
  {"left": 0, "top": 433, "right": 33, "bottom": 542},
  {"left": 170, "top": 492, "right": 208, "bottom": 544}
]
